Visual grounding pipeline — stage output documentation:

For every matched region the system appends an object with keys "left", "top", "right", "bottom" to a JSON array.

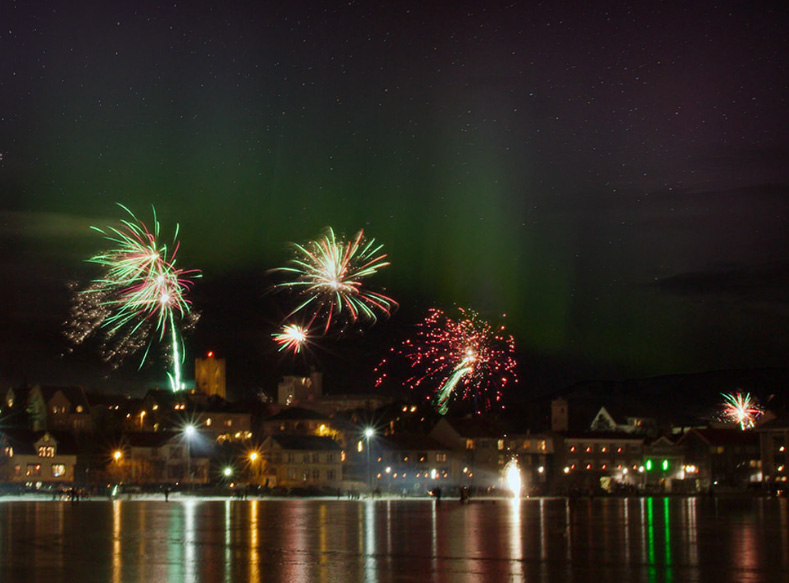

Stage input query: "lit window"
[
  {"left": 206, "top": 418, "right": 212, "bottom": 426},
  {"left": 38, "top": 446, "right": 55, "bottom": 458},
  {"left": 52, "top": 464, "right": 66, "bottom": 478},
  {"left": 497, "top": 440, "right": 504, "bottom": 451}
]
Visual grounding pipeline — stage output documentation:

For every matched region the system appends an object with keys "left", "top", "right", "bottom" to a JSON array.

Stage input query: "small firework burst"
[
  {"left": 273, "top": 323, "right": 310, "bottom": 354},
  {"left": 720, "top": 392, "right": 763, "bottom": 430},
  {"left": 274, "top": 227, "right": 397, "bottom": 334},
  {"left": 65, "top": 204, "right": 200, "bottom": 390},
  {"left": 376, "top": 307, "right": 517, "bottom": 415}
]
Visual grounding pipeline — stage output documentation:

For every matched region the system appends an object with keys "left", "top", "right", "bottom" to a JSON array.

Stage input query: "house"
[
  {"left": 677, "top": 427, "right": 761, "bottom": 490},
  {"left": 589, "top": 405, "right": 658, "bottom": 437},
  {"left": 498, "top": 433, "right": 555, "bottom": 493},
  {"left": 372, "top": 433, "right": 457, "bottom": 495},
  {"left": 553, "top": 431, "right": 645, "bottom": 493},
  {"left": 310, "top": 393, "right": 395, "bottom": 416},
  {"left": 116, "top": 432, "right": 211, "bottom": 485},
  {"left": 755, "top": 417, "right": 788, "bottom": 489},
  {"left": 27, "top": 385, "right": 92, "bottom": 433},
  {"left": 0, "top": 430, "right": 80, "bottom": 485},
  {"left": 642, "top": 435, "right": 689, "bottom": 492},
  {"left": 87, "top": 392, "right": 141, "bottom": 433},
  {"left": 277, "top": 372, "right": 323, "bottom": 406},
  {"left": 139, "top": 389, "right": 192, "bottom": 431},
  {"left": 259, "top": 435, "right": 343, "bottom": 490},
  {"left": 197, "top": 401, "right": 253, "bottom": 444},
  {"left": 138, "top": 389, "right": 252, "bottom": 443},
  {"left": 259, "top": 407, "right": 348, "bottom": 446},
  {"left": 429, "top": 417, "right": 510, "bottom": 487}
]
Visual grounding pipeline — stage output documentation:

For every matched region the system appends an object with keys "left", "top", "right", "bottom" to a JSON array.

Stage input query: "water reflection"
[
  {"left": 112, "top": 501, "right": 121, "bottom": 583},
  {"left": 248, "top": 499, "right": 259, "bottom": 582},
  {"left": 363, "top": 499, "right": 377, "bottom": 583},
  {"left": 0, "top": 497, "right": 787, "bottom": 582}
]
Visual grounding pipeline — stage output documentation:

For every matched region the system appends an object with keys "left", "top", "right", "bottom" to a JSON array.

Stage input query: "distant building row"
[{"left": 1, "top": 381, "right": 786, "bottom": 497}]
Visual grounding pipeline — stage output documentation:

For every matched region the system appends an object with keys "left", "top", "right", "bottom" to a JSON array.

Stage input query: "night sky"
[{"left": 1, "top": 1, "right": 788, "bottom": 398}]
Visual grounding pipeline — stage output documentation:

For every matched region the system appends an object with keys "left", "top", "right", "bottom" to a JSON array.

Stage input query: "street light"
[
  {"left": 184, "top": 424, "right": 197, "bottom": 489},
  {"left": 363, "top": 427, "right": 375, "bottom": 493},
  {"left": 112, "top": 450, "right": 124, "bottom": 484},
  {"left": 248, "top": 451, "right": 259, "bottom": 484}
]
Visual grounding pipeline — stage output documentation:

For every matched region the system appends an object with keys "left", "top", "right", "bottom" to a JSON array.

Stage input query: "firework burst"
[
  {"left": 274, "top": 227, "right": 397, "bottom": 334},
  {"left": 719, "top": 392, "right": 762, "bottom": 430},
  {"left": 64, "top": 205, "right": 200, "bottom": 391},
  {"left": 272, "top": 323, "right": 311, "bottom": 354},
  {"left": 376, "top": 308, "right": 517, "bottom": 415}
]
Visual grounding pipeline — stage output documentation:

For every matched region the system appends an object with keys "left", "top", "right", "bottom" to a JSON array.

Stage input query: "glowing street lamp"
[
  {"left": 363, "top": 427, "right": 375, "bottom": 493},
  {"left": 248, "top": 450, "right": 260, "bottom": 484},
  {"left": 184, "top": 424, "right": 197, "bottom": 488},
  {"left": 113, "top": 450, "right": 123, "bottom": 462}
]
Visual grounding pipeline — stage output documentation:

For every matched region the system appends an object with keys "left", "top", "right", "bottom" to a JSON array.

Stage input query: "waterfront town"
[{"left": 1, "top": 354, "right": 786, "bottom": 499}]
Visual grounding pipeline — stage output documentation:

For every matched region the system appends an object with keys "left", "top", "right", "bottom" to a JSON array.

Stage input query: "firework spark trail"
[
  {"left": 377, "top": 308, "right": 517, "bottom": 415},
  {"left": 275, "top": 227, "right": 397, "bottom": 334},
  {"left": 273, "top": 324, "right": 310, "bottom": 354},
  {"left": 720, "top": 392, "right": 762, "bottom": 430},
  {"left": 435, "top": 362, "right": 474, "bottom": 415},
  {"left": 65, "top": 205, "right": 199, "bottom": 391}
]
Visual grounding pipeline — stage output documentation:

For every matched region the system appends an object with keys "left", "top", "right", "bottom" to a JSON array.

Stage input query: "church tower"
[{"left": 195, "top": 352, "right": 226, "bottom": 399}]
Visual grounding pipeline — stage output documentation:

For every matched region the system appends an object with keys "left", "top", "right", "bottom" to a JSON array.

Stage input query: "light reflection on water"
[{"left": 0, "top": 496, "right": 786, "bottom": 583}]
